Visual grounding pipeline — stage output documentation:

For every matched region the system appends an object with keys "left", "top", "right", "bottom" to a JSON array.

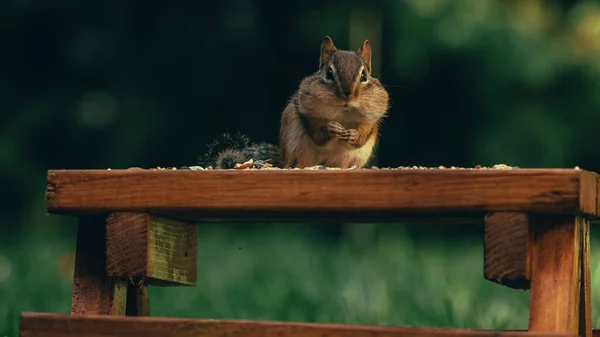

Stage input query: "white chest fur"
[{"left": 294, "top": 134, "right": 376, "bottom": 168}]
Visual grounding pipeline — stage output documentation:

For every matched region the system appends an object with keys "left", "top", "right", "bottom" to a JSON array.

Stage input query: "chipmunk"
[
  {"left": 198, "top": 36, "right": 389, "bottom": 169},
  {"left": 279, "top": 36, "right": 390, "bottom": 168}
]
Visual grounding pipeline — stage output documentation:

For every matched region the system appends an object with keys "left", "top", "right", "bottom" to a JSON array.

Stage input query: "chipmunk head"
[{"left": 298, "top": 36, "right": 389, "bottom": 124}]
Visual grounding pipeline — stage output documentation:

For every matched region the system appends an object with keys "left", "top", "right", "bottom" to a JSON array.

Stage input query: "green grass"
[{"left": 3, "top": 220, "right": 600, "bottom": 336}]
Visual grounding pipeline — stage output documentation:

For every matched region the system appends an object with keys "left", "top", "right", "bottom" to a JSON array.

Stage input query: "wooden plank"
[
  {"left": 579, "top": 218, "right": 592, "bottom": 337},
  {"left": 45, "top": 169, "right": 600, "bottom": 222},
  {"left": 483, "top": 212, "right": 530, "bottom": 289},
  {"left": 71, "top": 216, "right": 127, "bottom": 315},
  {"left": 528, "top": 215, "right": 582, "bottom": 334},
  {"left": 19, "top": 312, "right": 576, "bottom": 337},
  {"left": 106, "top": 212, "right": 197, "bottom": 286}
]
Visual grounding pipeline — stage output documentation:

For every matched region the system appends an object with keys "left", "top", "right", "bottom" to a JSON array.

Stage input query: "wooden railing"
[{"left": 18, "top": 168, "right": 599, "bottom": 336}]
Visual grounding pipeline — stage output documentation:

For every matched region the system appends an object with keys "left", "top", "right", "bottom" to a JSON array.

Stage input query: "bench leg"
[
  {"left": 71, "top": 215, "right": 151, "bottom": 316},
  {"left": 578, "top": 218, "right": 592, "bottom": 337},
  {"left": 528, "top": 215, "right": 584, "bottom": 334},
  {"left": 71, "top": 216, "right": 127, "bottom": 315},
  {"left": 126, "top": 280, "right": 149, "bottom": 316}
]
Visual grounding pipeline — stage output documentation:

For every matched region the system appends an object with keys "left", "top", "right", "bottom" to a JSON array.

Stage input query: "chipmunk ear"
[
  {"left": 319, "top": 36, "right": 336, "bottom": 69},
  {"left": 358, "top": 39, "right": 372, "bottom": 73}
]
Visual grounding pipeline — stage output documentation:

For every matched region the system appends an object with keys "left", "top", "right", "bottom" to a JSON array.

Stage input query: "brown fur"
[{"left": 279, "top": 36, "right": 390, "bottom": 168}]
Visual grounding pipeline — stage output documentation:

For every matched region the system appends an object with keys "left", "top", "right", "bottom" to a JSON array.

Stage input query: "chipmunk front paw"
[
  {"left": 339, "top": 129, "right": 359, "bottom": 145},
  {"left": 327, "top": 121, "right": 345, "bottom": 135}
]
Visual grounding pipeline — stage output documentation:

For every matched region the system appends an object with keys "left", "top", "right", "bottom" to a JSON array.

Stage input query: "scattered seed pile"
[
  {"left": 117, "top": 160, "right": 564, "bottom": 171},
  {"left": 117, "top": 162, "right": 585, "bottom": 171}
]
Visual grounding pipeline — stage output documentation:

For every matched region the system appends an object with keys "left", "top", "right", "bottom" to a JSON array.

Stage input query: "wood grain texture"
[
  {"left": 528, "top": 215, "right": 582, "bottom": 334},
  {"left": 578, "top": 218, "right": 592, "bottom": 337},
  {"left": 19, "top": 312, "right": 576, "bottom": 337},
  {"left": 106, "top": 212, "right": 197, "bottom": 286},
  {"left": 71, "top": 216, "right": 127, "bottom": 315},
  {"left": 597, "top": 174, "right": 600, "bottom": 219},
  {"left": 484, "top": 212, "right": 531, "bottom": 289},
  {"left": 45, "top": 169, "right": 600, "bottom": 222}
]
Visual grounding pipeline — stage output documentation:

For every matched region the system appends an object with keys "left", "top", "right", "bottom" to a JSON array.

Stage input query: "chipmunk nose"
[{"left": 343, "top": 89, "right": 351, "bottom": 98}]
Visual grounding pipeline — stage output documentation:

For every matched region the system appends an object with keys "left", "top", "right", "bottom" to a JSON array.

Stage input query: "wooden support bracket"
[
  {"left": 106, "top": 212, "right": 198, "bottom": 286},
  {"left": 484, "top": 212, "right": 531, "bottom": 289}
]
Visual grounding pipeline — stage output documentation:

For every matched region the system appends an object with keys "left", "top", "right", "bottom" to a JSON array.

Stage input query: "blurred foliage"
[{"left": 3, "top": 0, "right": 600, "bottom": 335}]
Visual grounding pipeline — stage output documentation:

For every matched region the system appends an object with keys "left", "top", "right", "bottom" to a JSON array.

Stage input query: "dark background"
[{"left": 2, "top": 0, "right": 600, "bottom": 335}]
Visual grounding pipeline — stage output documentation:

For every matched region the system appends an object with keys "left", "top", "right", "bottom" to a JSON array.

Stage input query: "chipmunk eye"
[
  {"left": 326, "top": 67, "right": 334, "bottom": 81},
  {"left": 360, "top": 69, "right": 368, "bottom": 82}
]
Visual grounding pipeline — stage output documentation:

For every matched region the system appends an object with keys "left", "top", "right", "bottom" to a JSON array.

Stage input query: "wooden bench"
[{"left": 18, "top": 168, "right": 599, "bottom": 336}]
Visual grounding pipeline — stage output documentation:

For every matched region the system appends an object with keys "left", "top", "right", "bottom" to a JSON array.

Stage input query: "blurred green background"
[{"left": 3, "top": 0, "right": 600, "bottom": 335}]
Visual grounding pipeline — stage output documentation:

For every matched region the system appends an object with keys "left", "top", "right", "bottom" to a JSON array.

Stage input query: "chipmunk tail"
[
  {"left": 215, "top": 148, "right": 247, "bottom": 169},
  {"left": 241, "top": 142, "right": 282, "bottom": 167},
  {"left": 198, "top": 131, "right": 282, "bottom": 169},
  {"left": 197, "top": 131, "right": 250, "bottom": 169}
]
